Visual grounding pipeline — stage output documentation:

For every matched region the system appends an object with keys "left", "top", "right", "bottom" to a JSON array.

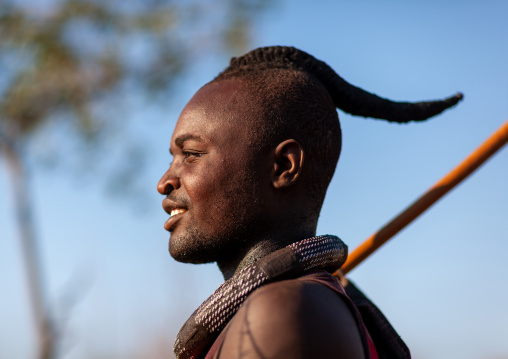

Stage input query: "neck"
[{"left": 217, "top": 229, "right": 315, "bottom": 281}]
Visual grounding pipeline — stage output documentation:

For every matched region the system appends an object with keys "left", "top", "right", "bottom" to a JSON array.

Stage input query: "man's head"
[
  {"left": 158, "top": 46, "right": 463, "bottom": 264},
  {"left": 157, "top": 73, "right": 333, "bottom": 264}
]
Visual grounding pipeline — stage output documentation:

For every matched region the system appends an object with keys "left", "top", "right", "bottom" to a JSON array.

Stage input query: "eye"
[{"left": 182, "top": 151, "right": 203, "bottom": 162}]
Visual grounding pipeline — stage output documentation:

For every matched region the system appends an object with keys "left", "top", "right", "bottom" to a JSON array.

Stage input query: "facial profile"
[{"left": 157, "top": 79, "right": 273, "bottom": 264}]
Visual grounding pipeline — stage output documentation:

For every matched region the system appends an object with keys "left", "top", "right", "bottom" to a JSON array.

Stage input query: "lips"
[
  {"left": 164, "top": 210, "right": 187, "bottom": 231},
  {"left": 162, "top": 198, "right": 188, "bottom": 231}
]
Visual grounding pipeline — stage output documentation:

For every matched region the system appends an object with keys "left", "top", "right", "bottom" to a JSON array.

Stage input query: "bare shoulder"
[{"left": 217, "top": 278, "right": 365, "bottom": 359}]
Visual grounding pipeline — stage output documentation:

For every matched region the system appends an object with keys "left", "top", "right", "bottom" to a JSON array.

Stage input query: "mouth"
[
  {"left": 162, "top": 198, "right": 188, "bottom": 232},
  {"left": 164, "top": 208, "right": 188, "bottom": 231}
]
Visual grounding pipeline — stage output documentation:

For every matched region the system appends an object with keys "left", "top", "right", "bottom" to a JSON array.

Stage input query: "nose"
[{"left": 157, "top": 170, "right": 180, "bottom": 195}]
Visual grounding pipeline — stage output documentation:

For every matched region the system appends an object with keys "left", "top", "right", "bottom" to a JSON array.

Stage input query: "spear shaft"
[{"left": 337, "top": 120, "right": 508, "bottom": 275}]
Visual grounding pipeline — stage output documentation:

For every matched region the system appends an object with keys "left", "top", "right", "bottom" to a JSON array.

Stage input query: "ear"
[{"left": 272, "top": 139, "right": 305, "bottom": 189}]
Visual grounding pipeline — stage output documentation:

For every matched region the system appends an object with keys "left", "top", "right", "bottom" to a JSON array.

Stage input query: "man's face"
[{"left": 157, "top": 79, "right": 270, "bottom": 264}]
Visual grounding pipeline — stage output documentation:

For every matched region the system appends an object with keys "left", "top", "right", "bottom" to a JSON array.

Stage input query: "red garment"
[{"left": 205, "top": 270, "right": 378, "bottom": 359}]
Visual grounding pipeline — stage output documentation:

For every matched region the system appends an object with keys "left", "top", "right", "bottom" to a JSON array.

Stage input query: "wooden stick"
[{"left": 336, "top": 120, "right": 508, "bottom": 276}]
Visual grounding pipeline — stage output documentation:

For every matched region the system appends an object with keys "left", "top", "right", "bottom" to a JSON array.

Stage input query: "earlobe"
[{"left": 272, "top": 139, "right": 304, "bottom": 189}]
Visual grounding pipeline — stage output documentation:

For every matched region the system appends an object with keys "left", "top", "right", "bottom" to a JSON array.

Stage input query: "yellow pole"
[{"left": 337, "top": 120, "right": 508, "bottom": 276}]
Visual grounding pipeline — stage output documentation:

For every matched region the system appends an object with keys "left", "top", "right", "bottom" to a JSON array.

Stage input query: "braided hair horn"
[{"left": 216, "top": 46, "right": 463, "bottom": 123}]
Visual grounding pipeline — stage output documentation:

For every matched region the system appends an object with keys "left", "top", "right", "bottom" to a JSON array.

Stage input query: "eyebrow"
[{"left": 169, "top": 134, "right": 204, "bottom": 154}]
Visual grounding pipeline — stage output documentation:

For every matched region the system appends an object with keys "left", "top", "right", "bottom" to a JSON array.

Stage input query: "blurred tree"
[{"left": 0, "top": 0, "right": 269, "bottom": 358}]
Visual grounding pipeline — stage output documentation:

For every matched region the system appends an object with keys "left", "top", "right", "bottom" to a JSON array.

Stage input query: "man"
[{"left": 157, "top": 46, "right": 461, "bottom": 359}]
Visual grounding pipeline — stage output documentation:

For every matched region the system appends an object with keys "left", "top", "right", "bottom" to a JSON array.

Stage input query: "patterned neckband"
[{"left": 174, "top": 235, "right": 348, "bottom": 359}]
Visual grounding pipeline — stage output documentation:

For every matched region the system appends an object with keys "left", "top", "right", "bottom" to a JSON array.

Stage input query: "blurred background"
[{"left": 1, "top": 0, "right": 507, "bottom": 358}]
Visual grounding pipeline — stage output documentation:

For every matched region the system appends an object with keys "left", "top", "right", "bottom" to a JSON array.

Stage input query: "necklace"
[{"left": 174, "top": 235, "right": 347, "bottom": 359}]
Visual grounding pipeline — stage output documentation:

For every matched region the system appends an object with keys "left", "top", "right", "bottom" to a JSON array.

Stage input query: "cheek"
[
  {"left": 184, "top": 162, "right": 231, "bottom": 213},
  {"left": 185, "top": 161, "right": 253, "bottom": 226}
]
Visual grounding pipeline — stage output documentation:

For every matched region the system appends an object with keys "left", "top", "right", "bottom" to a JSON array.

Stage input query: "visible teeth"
[{"left": 170, "top": 209, "right": 187, "bottom": 217}]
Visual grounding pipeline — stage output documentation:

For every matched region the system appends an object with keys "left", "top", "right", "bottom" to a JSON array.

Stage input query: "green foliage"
[{"left": 0, "top": 0, "right": 268, "bottom": 142}]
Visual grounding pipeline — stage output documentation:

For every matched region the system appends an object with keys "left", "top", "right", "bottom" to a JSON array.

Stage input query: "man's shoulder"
[
  {"left": 244, "top": 276, "right": 344, "bottom": 317},
  {"left": 217, "top": 277, "right": 365, "bottom": 359}
]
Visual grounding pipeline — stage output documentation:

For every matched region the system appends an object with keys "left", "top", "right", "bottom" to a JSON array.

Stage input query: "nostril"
[
  {"left": 158, "top": 173, "right": 180, "bottom": 194},
  {"left": 157, "top": 180, "right": 171, "bottom": 195},
  {"left": 163, "top": 184, "right": 174, "bottom": 195}
]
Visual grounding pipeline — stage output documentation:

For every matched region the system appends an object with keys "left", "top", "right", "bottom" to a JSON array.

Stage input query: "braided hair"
[{"left": 211, "top": 46, "right": 462, "bottom": 213}]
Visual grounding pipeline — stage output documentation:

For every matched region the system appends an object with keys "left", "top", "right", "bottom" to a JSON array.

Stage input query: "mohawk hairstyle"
[{"left": 212, "top": 46, "right": 463, "bottom": 214}]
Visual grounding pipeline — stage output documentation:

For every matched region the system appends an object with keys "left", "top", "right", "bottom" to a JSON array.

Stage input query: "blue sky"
[{"left": 1, "top": 1, "right": 507, "bottom": 358}]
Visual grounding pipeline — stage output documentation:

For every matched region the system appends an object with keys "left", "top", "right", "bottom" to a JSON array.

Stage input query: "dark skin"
[
  {"left": 220, "top": 280, "right": 364, "bottom": 359},
  {"left": 157, "top": 79, "right": 364, "bottom": 358}
]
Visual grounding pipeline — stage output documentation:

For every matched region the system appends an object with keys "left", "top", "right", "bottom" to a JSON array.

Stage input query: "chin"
[
  {"left": 168, "top": 234, "right": 222, "bottom": 264},
  {"left": 169, "top": 228, "right": 248, "bottom": 265},
  {"left": 169, "top": 247, "right": 215, "bottom": 264}
]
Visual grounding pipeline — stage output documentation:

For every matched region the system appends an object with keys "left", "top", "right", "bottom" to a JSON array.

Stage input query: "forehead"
[{"left": 171, "top": 79, "right": 262, "bottom": 145}]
